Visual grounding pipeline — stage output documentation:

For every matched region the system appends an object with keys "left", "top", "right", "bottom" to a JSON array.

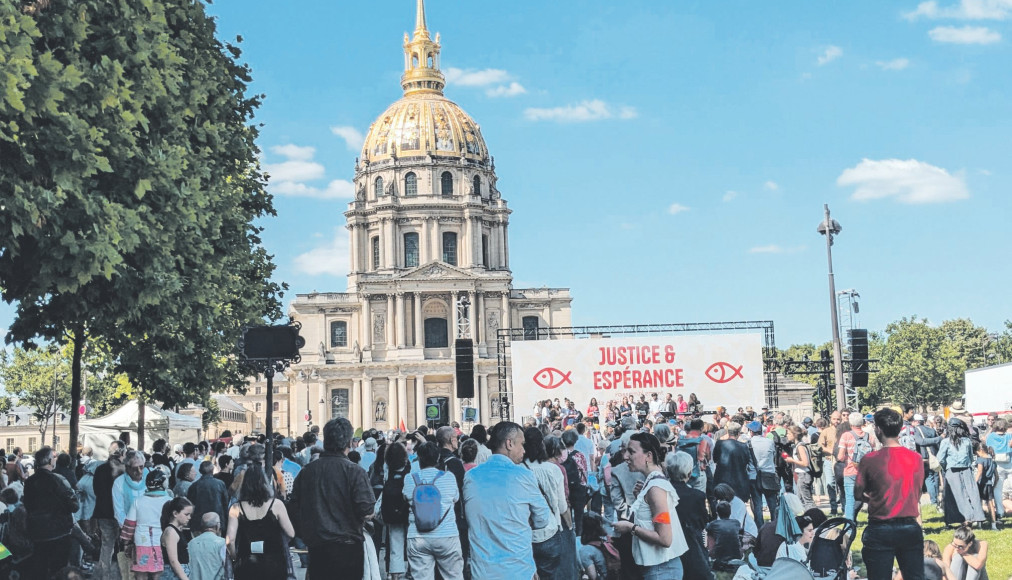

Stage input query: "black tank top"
[
  {"left": 163, "top": 524, "right": 189, "bottom": 565},
  {"left": 235, "top": 498, "right": 286, "bottom": 580}
]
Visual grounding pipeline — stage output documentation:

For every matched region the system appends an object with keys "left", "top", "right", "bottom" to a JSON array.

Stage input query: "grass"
[{"left": 847, "top": 504, "right": 1012, "bottom": 579}]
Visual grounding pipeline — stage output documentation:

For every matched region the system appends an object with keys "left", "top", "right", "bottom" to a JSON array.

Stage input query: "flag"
[
  {"left": 399, "top": 418, "right": 406, "bottom": 432},
  {"left": 0, "top": 542, "right": 10, "bottom": 560}
]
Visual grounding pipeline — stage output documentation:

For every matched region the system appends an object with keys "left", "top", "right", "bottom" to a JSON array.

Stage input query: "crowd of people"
[{"left": 0, "top": 392, "right": 1007, "bottom": 580}]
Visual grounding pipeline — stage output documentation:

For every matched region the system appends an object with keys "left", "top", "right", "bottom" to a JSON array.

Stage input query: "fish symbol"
[
  {"left": 532, "top": 367, "right": 573, "bottom": 390},
  {"left": 705, "top": 362, "right": 744, "bottom": 384}
]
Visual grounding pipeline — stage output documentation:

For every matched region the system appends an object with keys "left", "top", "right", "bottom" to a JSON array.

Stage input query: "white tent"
[{"left": 81, "top": 400, "right": 202, "bottom": 459}]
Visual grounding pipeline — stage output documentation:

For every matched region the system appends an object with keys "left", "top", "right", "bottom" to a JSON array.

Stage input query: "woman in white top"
[
  {"left": 785, "top": 425, "right": 816, "bottom": 511},
  {"left": 776, "top": 515, "right": 815, "bottom": 563},
  {"left": 613, "top": 432, "right": 688, "bottom": 580}
]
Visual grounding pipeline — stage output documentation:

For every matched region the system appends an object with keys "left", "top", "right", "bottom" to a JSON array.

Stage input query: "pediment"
[{"left": 398, "top": 262, "right": 474, "bottom": 281}]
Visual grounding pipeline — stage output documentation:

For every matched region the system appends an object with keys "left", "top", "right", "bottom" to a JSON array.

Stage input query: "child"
[
  {"left": 975, "top": 442, "right": 998, "bottom": 530},
  {"left": 706, "top": 500, "right": 742, "bottom": 572},
  {"left": 120, "top": 470, "right": 172, "bottom": 580}
]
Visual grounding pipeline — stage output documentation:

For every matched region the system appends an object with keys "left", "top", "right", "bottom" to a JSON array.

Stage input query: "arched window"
[
  {"left": 424, "top": 318, "right": 449, "bottom": 348},
  {"left": 427, "top": 54, "right": 434, "bottom": 68},
  {"left": 442, "top": 232, "right": 457, "bottom": 266},
  {"left": 403, "top": 232, "right": 419, "bottom": 268},
  {"left": 404, "top": 172, "right": 417, "bottom": 196},
  {"left": 375, "top": 176, "right": 384, "bottom": 197},
  {"left": 472, "top": 175, "right": 481, "bottom": 196},
  {"left": 441, "top": 172, "right": 454, "bottom": 196},
  {"left": 412, "top": 53, "right": 419, "bottom": 68},
  {"left": 330, "top": 321, "right": 348, "bottom": 348}
]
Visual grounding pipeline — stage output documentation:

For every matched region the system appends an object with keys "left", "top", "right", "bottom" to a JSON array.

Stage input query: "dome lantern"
[{"left": 401, "top": 0, "right": 445, "bottom": 96}]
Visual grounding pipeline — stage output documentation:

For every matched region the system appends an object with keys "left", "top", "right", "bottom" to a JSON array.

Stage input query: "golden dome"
[
  {"left": 360, "top": 0, "right": 489, "bottom": 164},
  {"left": 361, "top": 94, "right": 489, "bottom": 163}
]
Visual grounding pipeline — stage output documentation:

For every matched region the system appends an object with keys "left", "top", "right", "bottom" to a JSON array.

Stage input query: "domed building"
[{"left": 282, "top": 0, "right": 573, "bottom": 433}]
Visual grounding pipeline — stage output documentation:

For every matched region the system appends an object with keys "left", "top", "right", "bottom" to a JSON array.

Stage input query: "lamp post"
[{"left": 818, "top": 204, "right": 846, "bottom": 410}]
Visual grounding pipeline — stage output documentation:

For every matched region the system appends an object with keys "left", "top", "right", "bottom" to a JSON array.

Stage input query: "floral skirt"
[
  {"left": 132, "top": 545, "right": 165, "bottom": 572},
  {"left": 161, "top": 562, "right": 191, "bottom": 580}
]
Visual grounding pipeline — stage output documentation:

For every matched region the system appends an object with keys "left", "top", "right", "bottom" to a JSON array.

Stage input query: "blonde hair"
[{"left": 923, "top": 539, "right": 942, "bottom": 559}]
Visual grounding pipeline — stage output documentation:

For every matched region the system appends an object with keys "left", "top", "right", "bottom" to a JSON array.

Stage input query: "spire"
[
  {"left": 401, "top": 0, "right": 444, "bottom": 95},
  {"left": 415, "top": 0, "right": 429, "bottom": 39}
]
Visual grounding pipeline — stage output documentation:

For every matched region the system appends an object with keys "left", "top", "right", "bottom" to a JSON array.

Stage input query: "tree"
[
  {"left": 874, "top": 317, "right": 964, "bottom": 411},
  {"left": 1, "top": 0, "right": 283, "bottom": 456},
  {"left": 0, "top": 346, "right": 71, "bottom": 444}
]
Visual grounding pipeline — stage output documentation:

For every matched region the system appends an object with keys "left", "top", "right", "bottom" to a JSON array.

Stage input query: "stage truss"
[{"left": 494, "top": 321, "right": 778, "bottom": 423}]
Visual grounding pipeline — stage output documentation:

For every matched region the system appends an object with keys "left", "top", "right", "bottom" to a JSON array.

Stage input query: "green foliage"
[
  {"left": 0, "top": 0, "right": 285, "bottom": 452},
  {"left": 0, "top": 346, "right": 71, "bottom": 439},
  {"left": 202, "top": 397, "right": 221, "bottom": 432},
  {"left": 873, "top": 316, "right": 967, "bottom": 410}
]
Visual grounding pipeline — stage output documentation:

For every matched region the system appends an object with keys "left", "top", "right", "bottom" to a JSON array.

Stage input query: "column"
[
  {"left": 431, "top": 219, "right": 440, "bottom": 263},
  {"left": 502, "top": 222, "right": 510, "bottom": 270},
  {"left": 352, "top": 379, "right": 362, "bottom": 430},
  {"left": 467, "top": 290, "right": 476, "bottom": 340},
  {"left": 388, "top": 378, "right": 398, "bottom": 428},
  {"left": 362, "top": 377, "right": 373, "bottom": 430},
  {"left": 386, "top": 294, "right": 395, "bottom": 346},
  {"left": 317, "top": 381, "right": 326, "bottom": 427},
  {"left": 420, "top": 219, "right": 430, "bottom": 264},
  {"left": 476, "top": 292, "right": 485, "bottom": 346},
  {"left": 397, "top": 376, "right": 408, "bottom": 431},
  {"left": 415, "top": 376, "right": 426, "bottom": 427},
  {"left": 450, "top": 290, "right": 459, "bottom": 340},
  {"left": 396, "top": 293, "right": 406, "bottom": 348},
  {"left": 463, "top": 214, "right": 474, "bottom": 267},
  {"left": 451, "top": 374, "right": 461, "bottom": 426},
  {"left": 414, "top": 293, "right": 424, "bottom": 347},
  {"left": 388, "top": 218, "right": 398, "bottom": 268},
  {"left": 501, "top": 292, "right": 510, "bottom": 330},
  {"left": 361, "top": 296, "right": 372, "bottom": 350},
  {"left": 348, "top": 224, "right": 358, "bottom": 272},
  {"left": 478, "top": 374, "right": 489, "bottom": 424}
]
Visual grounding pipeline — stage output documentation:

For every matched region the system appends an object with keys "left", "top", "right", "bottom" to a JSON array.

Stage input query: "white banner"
[{"left": 510, "top": 333, "right": 764, "bottom": 418}]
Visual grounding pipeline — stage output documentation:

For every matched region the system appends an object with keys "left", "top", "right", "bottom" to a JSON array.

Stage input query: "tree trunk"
[
  {"left": 69, "top": 327, "right": 84, "bottom": 464},
  {"left": 137, "top": 395, "right": 146, "bottom": 451}
]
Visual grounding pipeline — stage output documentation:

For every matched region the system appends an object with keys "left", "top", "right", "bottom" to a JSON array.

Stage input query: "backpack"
[
  {"left": 770, "top": 431, "right": 789, "bottom": 470},
  {"left": 851, "top": 432, "right": 873, "bottom": 464},
  {"left": 588, "top": 539, "right": 621, "bottom": 580},
  {"left": 563, "top": 454, "right": 590, "bottom": 501},
  {"left": 898, "top": 425, "right": 917, "bottom": 451},
  {"left": 381, "top": 470, "right": 410, "bottom": 525},
  {"left": 677, "top": 436, "right": 703, "bottom": 479},
  {"left": 410, "top": 471, "right": 452, "bottom": 533},
  {"left": 806, "top": 443, "right": 824, "bottom": 478}
]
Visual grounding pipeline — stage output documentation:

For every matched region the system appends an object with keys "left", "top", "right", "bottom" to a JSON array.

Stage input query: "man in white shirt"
[{"left": 402, "top": 441, "right": 463, "bottom": 580}]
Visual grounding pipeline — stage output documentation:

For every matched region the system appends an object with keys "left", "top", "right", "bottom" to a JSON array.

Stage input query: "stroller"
[{"left": 731, "top": 517, "right": 857, "bottom": 580}]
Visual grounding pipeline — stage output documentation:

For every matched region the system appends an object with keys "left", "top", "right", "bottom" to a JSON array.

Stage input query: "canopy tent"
[{"left": 81, "top": 400, "right": 201, "bottom": 459}]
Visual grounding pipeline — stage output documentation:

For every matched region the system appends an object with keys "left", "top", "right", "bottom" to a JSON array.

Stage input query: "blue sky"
[{"left": 5, "top": 0, "right": 1012, "bottom": 349}]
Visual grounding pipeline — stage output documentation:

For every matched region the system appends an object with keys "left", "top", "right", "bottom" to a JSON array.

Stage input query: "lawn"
[{"left": 848, "top": 504, "right": 1012, "bottom": 579}]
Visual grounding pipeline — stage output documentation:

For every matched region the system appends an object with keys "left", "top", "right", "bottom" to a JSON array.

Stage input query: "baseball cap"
[
  {"left": 747, "top": 421, "right": 763, "bottom": 433},
  {"left": 864, "top": 414, "right": 874, "bottom": 423},
  {"left": 913, "top": 414, "right": 925, "bottom": 421},
  {"left": 802, "top": 417, "right": 813, "bottom": 425}
]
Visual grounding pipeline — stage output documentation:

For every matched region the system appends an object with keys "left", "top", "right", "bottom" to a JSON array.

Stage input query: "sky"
[{"left": 5, "top": 0, "right": 1012, "bottom": 350}]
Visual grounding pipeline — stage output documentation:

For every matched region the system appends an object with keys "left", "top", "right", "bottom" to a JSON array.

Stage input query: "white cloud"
[
  {"left": 444, "top": 67, "right": 511, "bottom": 87},
  {"left": 667, "top": 203, "right": 690, "bottom": 215},
  {"left": 817, "top": 46, "right": 843, "bottom": 66},
  {"left": 929, "top": 25, "right": 1002, "bottom": 43},
  {"left": 837, "top": 158, "right": 970, "bottom": 203},
  {"left": 294, "top": 229, "right": 350, "bottom": 277},
  {"left": 524, "top": 100, "right": 638, "bottom": 123},
  {"left": 876, "top": 58, "right": 911, "bottom": 70},
  {"left": 486, "top": 82, "right": 527, "bottom": 98},
  {"left": 270, "top": 144, "right": 315, "bottom": 161},
  {"left": 764, "top": 180, "right": 779, "bottom": 191},
  {"left": 905, "top": 0, "right": 1012, "bottom": 20},
  {"left": 723, "top": 190, "right": 738, "bottom": 202},
  {"left": 264, "top": 160, "right": 325, "bottom": 182},
  {"left": 330, "top": 126, "right": 365, "bottom": 150},
  {"left": 273, "top": 179, "right": 355, "bottom": 200},
  {"left": 265, "top": 143, "right": 353, "bottom": 199},
  {"left": 748, "top": 245, "right": 806, "bottom": 254}
]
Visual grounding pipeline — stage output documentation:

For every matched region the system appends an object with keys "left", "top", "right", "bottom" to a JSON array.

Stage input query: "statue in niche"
[
  {"left": 373, "top": 313, "right": 385, "bottom": 344},
  {"left": 318, "top": 341, "right": 326, "bottom": 359},
  {"left": 487, "top": 310, "right": 500, "bottom": 335},
  {"left": 353, "top": 340, "right": 362, "bottom": 362},
  {"left": 375, "top": 398, "right": 387, "bottom": 422}
]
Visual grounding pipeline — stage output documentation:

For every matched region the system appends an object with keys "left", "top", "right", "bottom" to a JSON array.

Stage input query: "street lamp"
[{"left": 818, "top": 204, "right": 846, "bottom": 410}]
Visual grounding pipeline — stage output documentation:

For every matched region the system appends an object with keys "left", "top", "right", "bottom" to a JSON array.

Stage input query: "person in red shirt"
[{"left": 855, "top": 408, "right": 926, "bottom": 580}]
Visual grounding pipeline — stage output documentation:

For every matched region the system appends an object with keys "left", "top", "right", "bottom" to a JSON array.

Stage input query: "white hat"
[{"left": 913, "top": 414, "right": 925, "bottom": 421}]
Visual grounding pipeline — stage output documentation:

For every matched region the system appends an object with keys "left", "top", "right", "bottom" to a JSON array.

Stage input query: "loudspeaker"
[
  {"left": 240, "top": 325, "right": 305, "bottom": 360},
  {"left": 848, "top": 329, "right": 869, "bottom": 388},
  {"left": 455, "top": 338, "right": 475, "bottom": 398}
]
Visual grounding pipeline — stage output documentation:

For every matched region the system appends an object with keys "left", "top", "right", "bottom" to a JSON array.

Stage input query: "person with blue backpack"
[{"left": 402, "top": 441, "right": 463, "bottom": 580}]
